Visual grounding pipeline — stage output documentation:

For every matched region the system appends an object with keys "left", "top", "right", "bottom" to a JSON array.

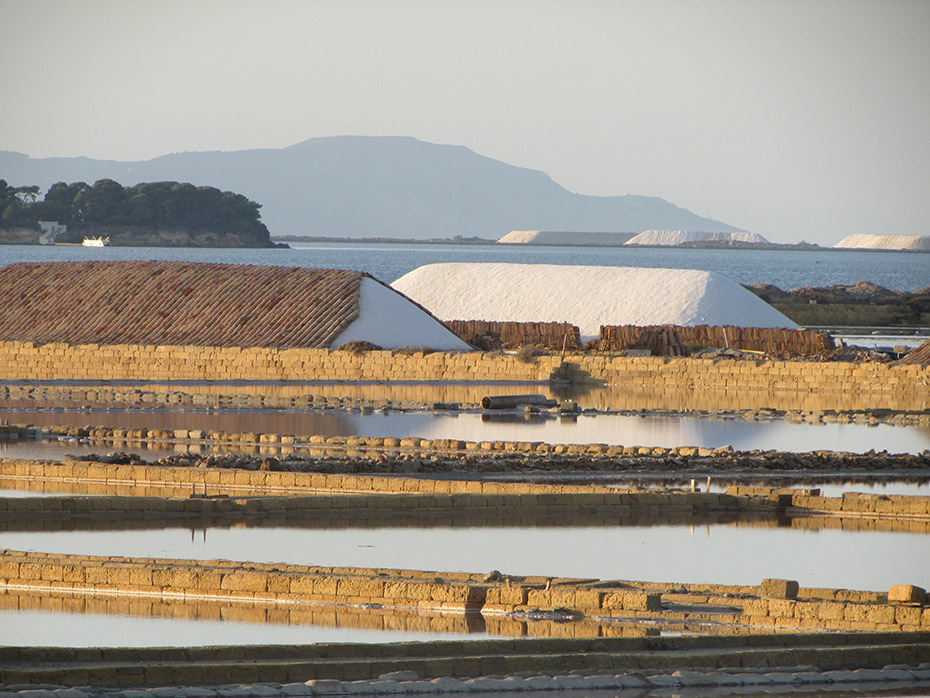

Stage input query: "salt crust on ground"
[
  {"left": 625, "top": 230, "right": 769, "bottom": 246},
  {"left": 391, "top": 263, "right": 798, "bottom": 339},
  {"left": 332, "top": 277, "right": 471, "bottom": 350},
  {"left": 834, "top": 233, "right": 930, "bottom": 251}
]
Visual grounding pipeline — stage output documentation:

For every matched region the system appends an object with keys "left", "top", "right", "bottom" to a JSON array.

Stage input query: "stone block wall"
[
  {"left": 0, "top": 457, "right": 748, "bottom": 503},
  {"left": 1, "top": 341, "right": 928, "bottom": 404},
  {"left": 2, "top": 551, "right": 928, "bottom": 633},
  {"left": 0, "top": 551, "right": 488, "bottom": 614},
  {"left": 726, "top": 486, "right": 930, "bottom": 519},
  {"left": 3, "top": 460, "right": 929, "bottom": 522},
  {"left": 6, "top": 630, "right": 925, "bottom": 687},
  {"left": 564, "top": 354, "right": 929, "bottom": 401}
]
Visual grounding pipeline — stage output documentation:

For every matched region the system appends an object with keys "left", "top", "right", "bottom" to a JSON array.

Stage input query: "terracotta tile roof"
[
  {"left": 897, "top": 339, "right": 930, "bottom": 365},
  {"left": 0, "top": 261, "right": 367, "bottom": 348}
]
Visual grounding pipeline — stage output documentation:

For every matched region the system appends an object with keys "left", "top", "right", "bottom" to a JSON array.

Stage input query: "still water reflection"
[
  {"left": 3, "top": 379, "right": 929, "bottom": 413},
  {"left": 0, "top": 608, "right": 488, "bottom": 647},
  {"left": 2, "top": 524, "right": 926, "bottom": 591},
  {"left": 2, "top": 409, "right": 929, "bottom": 455}
]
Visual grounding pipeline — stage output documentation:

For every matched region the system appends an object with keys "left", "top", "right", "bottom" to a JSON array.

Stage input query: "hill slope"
[{"left": 0, "top": 136, "right": 744, "bottom": 239}]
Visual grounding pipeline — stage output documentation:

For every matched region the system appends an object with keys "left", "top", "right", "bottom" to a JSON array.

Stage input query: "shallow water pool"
[
  {"left": 2, "top": 522, "right": 926, "bottom": 592},
  {"left": 2, "top": 408, "right": 929, "bottom": 456},
  {"left": 0, "top": 607, "right": 491, "bottom": 647}
]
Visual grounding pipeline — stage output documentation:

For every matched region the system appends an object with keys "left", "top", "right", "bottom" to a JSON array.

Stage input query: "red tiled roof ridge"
[
  {"left": 0, "top": 261, "right": 372, "bottom": 348},
  {"left": 897, "top": 339, "right": 930, "bottom": 365}
]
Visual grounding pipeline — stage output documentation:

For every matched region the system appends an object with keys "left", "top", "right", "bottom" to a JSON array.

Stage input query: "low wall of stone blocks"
[
  {"left": 1, "top": 551, "right": 928, "bottom": 633},
  {"left": 1, "top": 341, "right": 927, "bottom": 405},
  {"left": 0, "top": 458, "right": 719, "bottom": 500},
  {"left": 0, "top": 551, "right": 485, "bottom": 615},
  {"left": 726, "top": 486, "right": 930, "bottom": 518},
  {"left": 0, "top": 488, "right": 746, "bottom": 523},
  {"left": 3, "top": 461, "right": 930, "bottom": 522},
  {"left": 4, "top": 631, "right": 926, "bottom": 687}
]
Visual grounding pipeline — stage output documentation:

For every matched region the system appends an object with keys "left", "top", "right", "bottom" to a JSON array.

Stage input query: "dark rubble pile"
[
  {"left": 65, "top": 451, "right": 147, "bottom": 465},
  {"left": 93, "top": 448, "right": 930, "bottom": 476},
  {"left": 747, "top": 281, "right": 929, "bottom": 305}
]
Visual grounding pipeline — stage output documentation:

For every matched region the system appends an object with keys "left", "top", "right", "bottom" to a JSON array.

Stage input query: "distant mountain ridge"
[{"left": 0, "top": 136, "right": 744, "bottom": 239}]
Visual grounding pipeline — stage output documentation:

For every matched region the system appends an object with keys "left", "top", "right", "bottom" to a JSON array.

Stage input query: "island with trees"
[{"left": 0, "top": 179, "right": 281, "bottom": 248}]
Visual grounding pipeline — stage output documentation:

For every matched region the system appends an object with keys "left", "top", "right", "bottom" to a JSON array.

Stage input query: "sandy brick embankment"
[
  {"left": 1, "top": 550, "right": 928, "bottom": 634},
  {"left": 2, "top": 631, "right": 928, "bottom": 687},
  {"left": 1, "top": 342, "right": 927, "bottom": 405},
  {"left": 3, "top": 458, "right": 930, "bottom": 519}
]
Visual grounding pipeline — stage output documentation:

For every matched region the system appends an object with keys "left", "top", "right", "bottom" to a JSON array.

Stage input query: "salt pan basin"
[
  {"left": 2, "top": 523, "right": 926, "bottom": 592},
  {"left": 2, "top": 409, "right": 928, "bottom": 456},
  {"left": 0, "top": 609, "right": 486, "bottom": 647}
]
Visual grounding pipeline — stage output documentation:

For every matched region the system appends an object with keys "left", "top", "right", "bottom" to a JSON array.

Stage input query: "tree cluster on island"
[{"left": 0, "top": 178, "right": 276, "bottom": 247}]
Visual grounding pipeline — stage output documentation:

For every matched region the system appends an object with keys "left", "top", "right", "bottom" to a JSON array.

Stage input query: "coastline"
[{"left": 274, "top": 235, "right": 930, "bottom": 253}]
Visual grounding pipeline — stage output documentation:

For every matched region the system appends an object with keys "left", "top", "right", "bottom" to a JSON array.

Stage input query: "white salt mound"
[
  {"left": 498, "top": 230, "right": 544, "bottom": 243},
  {"left": 391, "top": 263, "right": 798, "bottom": 340},
  {"left": 625, "top": 230, "right": 769, "bottom": 246},
  {"left": 332, "top": 277, "right": 471, "bottom": 350},
  {"left": 498, "top": 230, "right": 636, "bottom": 245},
  {"left": 833, "top": 234, "right": 930, "bottom": 251}
]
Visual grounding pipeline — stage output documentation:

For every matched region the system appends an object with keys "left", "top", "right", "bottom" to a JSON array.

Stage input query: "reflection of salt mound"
[
  {"left": 392, "top": 263, "right": 798, "bottom": 340},
  {"left": 498, "top": 230, "right": 636, "bottom": 245},
  {"left": 833, "top": 234, "right": 930, "bottom": 251},
  {"left": 625, "top": 230, "right": 768, "bottom": 246}
]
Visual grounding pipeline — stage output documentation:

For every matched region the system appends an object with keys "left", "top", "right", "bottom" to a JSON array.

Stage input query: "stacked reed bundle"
[
  {"left": 598, "top": 324, "right": 834, "bottom": 356},
  {"left": 446, "top": 320, "right": 581, "bottom": 351}
]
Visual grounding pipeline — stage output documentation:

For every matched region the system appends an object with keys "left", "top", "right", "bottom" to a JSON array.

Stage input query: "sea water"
[{"left": 1, "top": 243, "right": 928, "bottom": 290}]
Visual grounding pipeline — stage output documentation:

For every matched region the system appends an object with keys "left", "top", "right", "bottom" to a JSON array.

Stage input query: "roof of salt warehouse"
[
  {"left": 391, "top": 263, "right": 799, "bottom": 339},
  {"left": 0, "top": 261, "right": 469, "bottom": 350}
]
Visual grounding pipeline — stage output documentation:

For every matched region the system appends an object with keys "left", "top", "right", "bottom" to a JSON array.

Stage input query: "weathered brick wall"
[
  {"left": 0, "top": 458, "right": 723, "bottom": 499},
  {"left": 1, "top": 551, "right": 927, "bottom": 633},
  {"left": 0, "top": 342, "right": 553, "bottom": 382},
  {"left": 3, "top": 460, "right": 929, "bottom": 522},
  {"left": 560, "top": 354, "right": 929, "bottom": 401},
  {"left": 0, "top": 587, "right": 653, "bottom": 643},
  {"left": 729, "top": 486, "right": 930, "bottom": 519},
  {"left": 1, "top": 341, "right": 928, "bottom": 404},
  {"left": 0, "top": 550, "right": 487, "bottom": 614}
]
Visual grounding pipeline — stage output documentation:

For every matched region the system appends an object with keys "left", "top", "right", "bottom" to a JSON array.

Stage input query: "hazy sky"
[{"left": 1, "top": 0, "right": 928, "bottom": 244}]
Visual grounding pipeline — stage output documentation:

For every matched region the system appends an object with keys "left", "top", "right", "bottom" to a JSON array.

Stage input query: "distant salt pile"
[
  {"left": 498, "top": 230, "right": 636, "bottom": 245},
  {"left": 624, "top": 230, "right": 769, "bottom": 246},
  {"left": 833, "top": 234, "right": 930, "bottom": 251},
  {"left": 392, "top": 263, "right": 798, "bottom": 340}
]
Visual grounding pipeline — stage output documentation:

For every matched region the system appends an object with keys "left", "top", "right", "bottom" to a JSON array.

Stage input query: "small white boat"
[{"left": 82, "top": 236, "right": 110, "bottom": 247}]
